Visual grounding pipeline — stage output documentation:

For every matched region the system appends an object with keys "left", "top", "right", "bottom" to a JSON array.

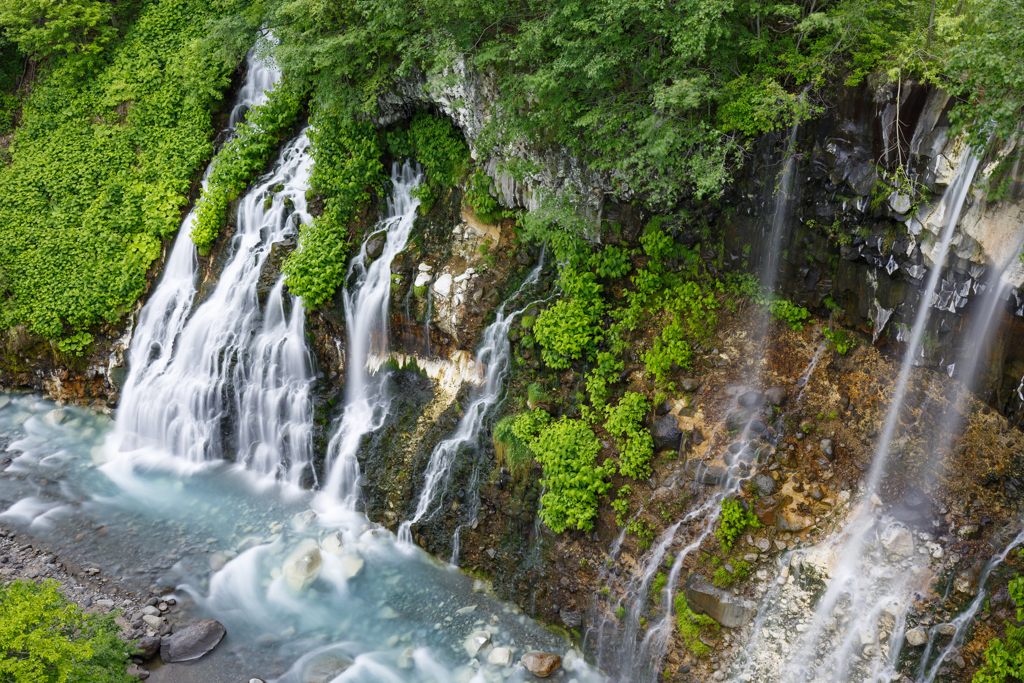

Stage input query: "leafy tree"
[
  {"left": 0, "top": 579, "right": 137, "bottom": 683},
  {"left": 0, "top": 0, "right": 115, "bottom": 57}
]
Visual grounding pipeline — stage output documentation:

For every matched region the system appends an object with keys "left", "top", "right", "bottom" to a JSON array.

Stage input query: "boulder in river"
[
  {"left": 651, "top": 415, "right": 682, "bottom": 451},
  {"left": 880, "top": 521, "right": 915, "bottom": 557},
  {"left": 521, "top": 651, "right": 561, "bottom": 677},
  {"left": 364, "top": 230, "right": 387, "bottom": 261},
  {"left": 764, "top": 386, "right": 788, "bottom": 406},
  {"left": 284, "top": 542, "right": 322, "bottom": 591},
  {"left": 302, "top": 652, "right": 353, "bottom": 683},
  {"left": 905, "top": 627, "right": 927, "bottom": 647},
  {"left": 684, "top": 575, "right": 756, "bottom": 628},
  {"left": 135, "top": 636, "right": 161, "bottom": 661},
  {"left": 159, "top": 619, "right": 226, "bottom": 663}
]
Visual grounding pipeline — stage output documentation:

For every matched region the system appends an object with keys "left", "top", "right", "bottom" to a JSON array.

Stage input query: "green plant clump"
[
  {"left": 824, "top": 328, "right": 856, "bottom": 355},
  {"left": 604, "top": 391, "right": 654, "bottom": 479},
  {"left": 513, "top": 410, "right": 614, "bottom": 533},
  {"left": 0, "top": 579, "right": 138, "bottom": 682},
  {"left": 974, "top": 575, "right": 1024, "bottom": 683},
  {"left": 282, "top": 114, "right": 386, "bottom": 305},
  {"left": 769, "top": 298, "right": 811, "bottom": 331},
  {"left": 675, "top": 594, "right": 718, "bottom": 658},
  {"left": 716, "top": 498, "right": 760, "bottom": 551}
]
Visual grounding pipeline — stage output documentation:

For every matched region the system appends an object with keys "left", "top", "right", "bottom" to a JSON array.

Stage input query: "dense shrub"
[
  {"left": 604, "top": 391, "right": 654, "bottom": 479},
  {"left": 0, "top": 579, "right": 137, "bottom": 683},
  {"left": 281, "top": 113, "right": 385, "bottom": 305},
  {"left": 0, "top": 0, "right": 244, "bottom": 344}
]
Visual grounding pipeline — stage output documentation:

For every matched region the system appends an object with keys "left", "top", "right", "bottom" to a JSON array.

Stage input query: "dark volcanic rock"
[
  {"left": 651, "top": 415, "right": 683, "bottom": 451},
  {"left": 136, "top": 636, "right": 162, "bottom": 661},
  {"left": 159, "top": 619, "right": 226, "bottom": 663}
]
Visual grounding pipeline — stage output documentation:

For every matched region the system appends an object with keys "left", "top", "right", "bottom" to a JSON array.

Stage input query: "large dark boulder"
[
  {"left": 160, "top": 619, "right": 226, "bottom": 663},
  {"left": 651, "top": 415, "right": 683, "bottom": 451},
  {"left": 135, "top": 636, "right": 161, "bottom": 661},
  {"left": 683, "top": 458, "right": 729, "bottom": 486}
]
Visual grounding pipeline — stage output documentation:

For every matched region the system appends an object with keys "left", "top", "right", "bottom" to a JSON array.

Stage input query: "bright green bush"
[
  {"left": 974, "top": 575, "right": 1024, "bottom": 683},
  {"left": 769, "top": 298, "right": 811, "bottom": 331},
  {"left": 464, "top": 169, "right": 502, "bottom": 222},
  {"left": 0, "top": 579, "right": 137, "bottom": 683},
  {"left": 405, "top": 112, "right": 468, "bottom": 190},
  {"left": 516, "top": 411, "right": 614, "bottom": 533},
  {"left": 0, "top": 0, "right": 115, "bottom": 58},
  {"left": 712, "top": 559, "right": 750, "bottom": 588},
  {"left": 824, "top": 328, "right": 856, "bottom": 355},
  {"left": 191, "top": 81, "right": 306, "bottom": 252},
  {"left": 605, "top": 391, "right": 654, "bottom": 479},
  {"left": 283, "top": 113, "right": 385, "bottom": 305},
  {"left": 534, "top": 298, "right": 600, "bottom": 370},
  {"left": 0, "top": 0, "right": 242, "bottom": 342},
  {"left": 716, "top": 498, "right": 760, "bottom": 551},
  {"left": 493, "top": 414, "right": 533, "bottom": 481}
]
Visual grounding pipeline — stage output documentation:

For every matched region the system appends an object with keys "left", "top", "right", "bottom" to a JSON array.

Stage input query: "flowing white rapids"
[
  {"left": 319, "top": 162, "right": 422, "bottom": 509},
  {"left": 110, "top": 131, "right": 314, "bottom": 482},
  {"left": 731, "top": 154, "right": 981, "bottom": 683},
  {"left": 228, "top": 48, "right": 280, "bottom": 129},
  {"left": 110, "top": 52, "right": 316, "bottom": 484},
  {"left": 398, "top": 250, "right": 547, "bottom": 546}
]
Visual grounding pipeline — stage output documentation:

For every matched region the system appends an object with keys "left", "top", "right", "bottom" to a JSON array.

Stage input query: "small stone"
[
  {"left": 737, "top": 391, "right": 764, "bottom": 409},
  {"left": 302, "top": 653, "right": 354, "bottom": 683},
  {"left": 320, "top": 531, "right": 344, "bottom": 554},
  {"left": 905, "top": 627, "right": 927, "bottom": 647},
  {"left": 456, "top": 605, "right": 477, "bottom": 615},
  {"left": 764, "top": 386, "right": 788, "bottom": 406},
  {"left": 283, "top": 543, "right": 322, "bottom": 592},
  {"left": 680, "top": 378, "right": 700, "bottom": 392},
  {"left": 397, "top": 647, "right": 414, "bottom": 669},
  {"left": 819, "top": 439, "right": 834, "bottom": 460},
  {"left": 880, "top": 522, "right": 915, "bottom": 557},
  {"left": 752, "top": 474, "right": 776, "bottom": 496},
  {"left": 126, "top": 665, "right": 149, "bottom": 680},
  {"left": 560, "top": 609, "right": 582, "bottom": 629},
  {"left": 488, "top": 646, "right": 514, "bottom": 666},
  {"left": 142, "top": 605, "right": 160, "bottom": 617},
  {"left": 142, "top": 614, "right": 164, "bottom": 630},
  {"left": 933, "top": 623, "right": 957, "bottom": 637},
  {"left": 957, "top": 524, "right": 980, "bottom": 540},
  {"left": 465, "top": 630, "right": 491, "bottom": 656},
  {"left": 293, "top": 509, "right": 317, "bottom": 527},
  {"left": 652, "top": 415, "right": 683, "bottom": 451},
  {"left": 521, "top": 651, "right": 561, "bottom": 677}
]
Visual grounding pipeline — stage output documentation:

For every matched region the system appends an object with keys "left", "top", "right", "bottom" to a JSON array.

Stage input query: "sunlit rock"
[{"left": 283, "top": 542, "right": 322, "bottom": 592}]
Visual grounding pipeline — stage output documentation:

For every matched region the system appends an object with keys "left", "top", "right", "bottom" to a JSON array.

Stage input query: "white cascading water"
[
  {"left": 228, "top": 48, "right": 280, "bottom": 130},
  {"left": 109, "top": 53, "right": 316, "bottom": 484},
  {"left": 732, "top": 153, "right": 981, "bottom": 683},
  {"left": 398, "top": 249, "right": 547, "bottom": 546},
  {"left": 318, "top": 162, "right": 422, "bottom": 509}
]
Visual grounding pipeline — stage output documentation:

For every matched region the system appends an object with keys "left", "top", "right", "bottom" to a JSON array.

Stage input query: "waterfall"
[
  {"left": 319, "top": 162, "right": 422, "bottom": 509},
  {"left": 915, "top": 526, "right": 1024, "bottom": 683},
  {"left": 398, "top": 250, "right": 547, "bottom": 546},
  {"left": 759, "top": 120, "right": 801, "bottom": 296},
  {"left": 228, "top": 48, "right": 280, "bottom": 130},
  {"left": 733, "top": 153, "right": 981, "bottom": 683},
  {"left": 109, "top": 50, "right": 316, "bottom": 482}
]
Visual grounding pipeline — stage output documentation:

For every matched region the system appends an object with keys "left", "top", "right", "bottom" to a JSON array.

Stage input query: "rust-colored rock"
[{"left": 521, "top": 651, "right": 561, "bottom": 677}]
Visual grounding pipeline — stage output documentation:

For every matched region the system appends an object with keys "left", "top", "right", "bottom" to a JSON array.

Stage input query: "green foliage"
[
  {"left": 612, "top": 484, "right": 632, "bottom": 526},
  {"left": 0, "top": 0, "right": 114, "bottom": 58},
  {"left": 627, "top": 518, "right": 655, "bottom": 550},
  {"left": 534, "top": 298, "right": 600, "bottom": 370},
  {"left": 974, "top": 576, "right": 1024, "bottom": 683},
  {"left": 464, "top": 169, "right": 502, "bottom": 223},
  {"left": 824, "top": 328, "right": 855, "bottom": 355},
  {"left": 651, "top": 572, "right": 667, "bottom": 604},
  {"left": 56, "top": 331, "right": 93, "bottom": 358},
  {"left": 404, "top": 112, "right": 468, "bottom": 191},
  {"left": 716, "top": 498, "right": 760, "bottom": 551},
  {"left": 605, "top": 391, "right": 654, "bottom": 479},
  {"left": 642, "top": 281, "right": 719, "bottom": 386},
  {"left": 0, "top": 579, "right": 137, "bottom": 683},
  {"left": 191, "top": 82, "right": 305, "bottom": 251},
  {"left": 769, "top": 298, "right": 811, "bottom": 331},
  {"left": 711, "top": 560, "right": 750, "bottom": 588},
  {"left": 0, "top": 0, "right": 243, "bottom": 341},
  {"left": 516, "top": 411, "right": 614, "bottom": 533},
  {"left": 283, "top": 113, "right": 386, "bottom": 305},
  {"left": 493, "top": 414, "right": 534, "bottom": 481},
  {"left": 527, "top": 382, "right": 551, "bottom": 406},
  {"left": 675, "top": 594, "right": 718, "bottom": 658},
  {"left": 594, "top": 246, "right": 633, "bottom": 280}
]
